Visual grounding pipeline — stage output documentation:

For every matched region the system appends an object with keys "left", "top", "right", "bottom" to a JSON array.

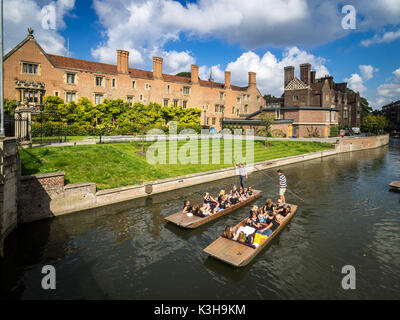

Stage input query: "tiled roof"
[{"left": 47, "top": 54, "right": 247, "bottom": 91}]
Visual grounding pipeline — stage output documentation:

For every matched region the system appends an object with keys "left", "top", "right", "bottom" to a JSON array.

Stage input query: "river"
[{"left": 1, "top": 139, "right": 399, "bottom": 299}]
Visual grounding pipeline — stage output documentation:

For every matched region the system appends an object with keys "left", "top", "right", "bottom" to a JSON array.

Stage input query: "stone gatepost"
[
  {"left": 14, "top": 105, "right": 33, "bottom": 147},
  {"left": 0, "top": 137, "right": 19, "bottom": 258}
]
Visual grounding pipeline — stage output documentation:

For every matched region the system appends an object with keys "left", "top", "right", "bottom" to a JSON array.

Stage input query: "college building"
[
  {"left": 225, "top": 63, "right": 361, "bottom": 138},
  {"left": 382, "top": 100, "right": 400, "bottom": 133},
  {"left": 4, "top": 29, "right": 265, "bottom": 131}
]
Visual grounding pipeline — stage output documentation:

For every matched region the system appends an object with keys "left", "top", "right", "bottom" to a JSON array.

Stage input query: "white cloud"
[
  {"left": 371, "top": 67, "right": 400, "bottom": 108},
  {"left": 345, "top": 74, "right": 366, "bottom": 94},
  {"left": 4, "top": 0, "right": 75, "bottom": 55},
  {"left": 393, "top": 68, "right": 400, "bottom": 78},
  {"left": 197, "top": 47, "right": 329, "bottom": 96},
  {"left": 361, "top": 29, "right": 400, "bottom": 47},
  {"left": 359, "top": 65, "right": 379, "bottom": 80},
  {"left": 162, "top": 50, "right": 195, "bottom": 74}
]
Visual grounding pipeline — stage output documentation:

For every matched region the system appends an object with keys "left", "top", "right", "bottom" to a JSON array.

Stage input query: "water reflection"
[{"left": 1, "top": 141, "right": 399, "bottom": 299}]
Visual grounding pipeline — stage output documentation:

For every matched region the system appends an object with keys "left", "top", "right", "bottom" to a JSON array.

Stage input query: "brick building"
[
  {"left": 382, "top": 100, "right": 400, "bottom": 133},
  {"left": 4, "top": 29, "right": 265, "bottom": 130},
  {"left": 225, "top": 63, "right": 361, "bottom": 138}
]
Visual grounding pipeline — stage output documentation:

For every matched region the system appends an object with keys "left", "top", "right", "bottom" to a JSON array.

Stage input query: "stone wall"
[
  {"left": 17, "top": 135, "right": 390, "bottom": 223},
  {"left": 0, "top": 138, "right": 19, "bottom": 257}
]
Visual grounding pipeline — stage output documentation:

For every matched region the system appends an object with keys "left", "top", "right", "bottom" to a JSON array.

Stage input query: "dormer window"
[{"left": 95, "top": 76, "right": 103, "bottom": 87}]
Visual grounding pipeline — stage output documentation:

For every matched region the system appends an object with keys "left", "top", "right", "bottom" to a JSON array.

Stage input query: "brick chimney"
[
  {"left": 300, "top": 63, "right": 311, "bottom": 85},
  {"left": 310, "top": 70, "right": 316, "bottom": 84},
  {"left": 117, "top": 50, "right": 129, "bottom": 74},
  {"left": 153, "top": 57, "right": 163, "bottom": 79},
  {"left": 224, "top": 71, "right": 231, "bottom": 89},
  {"left": 284, "top": 66, "right": 294, "bottom": 87},
  {"left": 191, "top": 64, "right": 199, "bottom": 84},
  {"left": 248, "top": 72, "right": 256, "bottom": 88}
]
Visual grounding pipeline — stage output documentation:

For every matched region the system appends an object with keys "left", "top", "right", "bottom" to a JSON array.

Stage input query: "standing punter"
[
  {"left": 238, "top": 163, "right": 248, "bottom": 189},
  {"left": 277, "top": 169, "right": 287, "bottom": 203}
]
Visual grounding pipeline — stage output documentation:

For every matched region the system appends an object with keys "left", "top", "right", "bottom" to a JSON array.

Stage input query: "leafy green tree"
[
  {"left": 4, "top": 99, "right": 18, "bottom": 115},
  {"left": 361, "top": 114, "right": 388, "bottom": 134},
  {"left": 260, "top": 112, "right": 275, "bottom": 146},
  {"left": 263, "top": 94, "right": 276, "bottom": 101},
  {"left": 175, "top": 72, "right": 191, "bottom": 78}
]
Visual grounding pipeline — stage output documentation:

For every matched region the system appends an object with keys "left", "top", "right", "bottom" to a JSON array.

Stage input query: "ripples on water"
[{"left": 1, "top": 139, "right": 400, "bottom": 299}]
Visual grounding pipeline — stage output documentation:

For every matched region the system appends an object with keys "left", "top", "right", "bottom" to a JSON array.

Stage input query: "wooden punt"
[
  {"left": 203, "top": 204, "right": 298, "bottom": 267},
  {"left": 389, "top": 181, "right": 400, "bottom": 190},
  {"left": 164, "top": 190, "right": 262, "bottom": 229}
]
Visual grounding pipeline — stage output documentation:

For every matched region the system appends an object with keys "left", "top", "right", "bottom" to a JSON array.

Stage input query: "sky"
[{"left": 4, "top": 0, "right": 400, "bottom": 109}]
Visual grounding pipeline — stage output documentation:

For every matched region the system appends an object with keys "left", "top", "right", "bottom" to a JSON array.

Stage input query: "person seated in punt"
[
  {"left": 238, "top": 187, "right": 247, "bottom": 200},
  {"left": 237, "top": 231, "right": 247, "bottom": 244},
  {"left": 263, "top": 198, "right": 275, "bottom": 213},
  {"left": 246, "top": 206, "right": 261, "bottom": 229},
  {"left": 203, "top": 192, "right": 219, "bottom": 214},
  {"left": 246, "top": 187, "right": 253, "bottom": 197},
  {"left": 192, "top": 203, "right": 211, "bottom": 217},
  {"left": 223, "top": 225, "right": 237, "bottom": 240},
  {"left": 229, "top": 189, "right": 240, "bottom": 205},
  {"left": 182, "top": 200, "right": 193, "bottom": 216},
  {"left": 258, "top": 210, "right": 280, "bottom": 237},
  {"left": 279, "top": 204, "right": 291, "bottom": 220},
  {"left": 217, "top": 190, "right": 225, "bottom": 203},
  {"left": 218, "top": 194, "right": 231, "bottom": 211},
  {"left": 257, "top": 208, "right": 266, "bottom": 224}
]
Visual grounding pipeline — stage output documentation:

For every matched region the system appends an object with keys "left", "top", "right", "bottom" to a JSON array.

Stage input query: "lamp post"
[{"left": 0, "top": 0, "right": 4, "bottom": 137}]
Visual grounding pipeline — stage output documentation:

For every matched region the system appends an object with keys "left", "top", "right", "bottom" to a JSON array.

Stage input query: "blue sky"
[{"left": 4, "top": 0, "right": 400, "bottom": 109}]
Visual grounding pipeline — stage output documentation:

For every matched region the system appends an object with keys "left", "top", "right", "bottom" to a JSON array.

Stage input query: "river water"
[{"left": 1, "top": 139, "right": 399, "bottom": 299}]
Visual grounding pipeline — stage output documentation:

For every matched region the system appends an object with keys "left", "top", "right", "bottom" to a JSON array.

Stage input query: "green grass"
[
  {"left": 32, "top": 136, "right": 93, "bottom": 143},
  {"left": 19, "top": 140, "right": 333, "bottom": 190}
]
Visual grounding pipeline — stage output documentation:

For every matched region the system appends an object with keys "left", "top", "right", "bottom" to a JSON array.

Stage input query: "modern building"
[
  {"left": 4, "top": 28, "right": 266, "bottom": 131},
  {"left": 382, "top": 100, "right": 400, "bottom": 133},
  {"left": 224, "top": 63, "right": 361, "bottom": 138}
]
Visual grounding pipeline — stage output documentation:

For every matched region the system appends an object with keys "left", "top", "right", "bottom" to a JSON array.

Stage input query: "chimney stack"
[
  {"left": 191, "top": 64, "right": 199, "bottom": 84},
  {"left": 284, "top": 66, "right": 295, "bottom": 87},
  {"left": 224, "top": 71, "right": 231, "bottom": 89},
  {"left": 117, "top": 50, "right": 129, "bottom": 74},
  {"left": 153, "top": 57, "right": 163, "bottom": 79},
  {"left": 300, "top": 63, "right": 311, "bottom": 85},
  {"left": 310, "top": 70, "right": 316, "bottom": 84},
  {"left": 248, "top": 72, "right": 256, "bottom": 87}
]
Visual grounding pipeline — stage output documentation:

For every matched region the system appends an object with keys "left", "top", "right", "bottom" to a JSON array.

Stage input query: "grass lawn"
[
  {"left": 19, "top": 140, "right": 333, "bottom": 190},
  {"left": 32, "top": 136, "right": 94, "bottom": 143}
]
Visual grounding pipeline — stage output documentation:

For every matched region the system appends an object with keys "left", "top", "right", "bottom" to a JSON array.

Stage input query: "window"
[
  {"left": 173, "top": 99, "right": 178, "bottom": 108},
  {"left": 167, "top": 85, "right": 171, "bottom": 93},
  {"left": 237, "top": 97, "right": 241, "bottom": 104},
  {"left": 164, "top": 99, "right": 169, "bottom": 107},
  {"left": 244, "top": 105, "right": 248, "bottom": 113},
  {"left": 220, "top": 92, "right": 224, "bottom": 101},
  {"left": 206, "top": 117, "right": 209, "bottom": 125},
  {"left": 95, "top": 94, "right": 103, "bottom": 105},
  {"left": 215, "top": 104, "right": 219, "bottom": 113},
  {"left": 95, "top": 76, "right": 103, "bottom": 87},
  {"left": 183, "top": 100, "right": 187, "bottom": 109},
  {"left": 343, "top": 110, "right": 348, "bottom": 119},
  {"left": 139, "top": 94, "right": 143, "bottom": 101},
  {"left": 22, "top": 62, "right": 38, "bottom": 74},
  {"left": 145, "top": 83, "right": 151, "bottom": 90},
  {"left": 132, "top": 81, "right": 136, "bottom": 89},
  {"left": 293, "top": 95, "right": 299, "bottom": 101},
  {"left": 127, "top": 96, "right": 134, "bottom": 106},
  {"left": 55, "top": 91, "right": 59, "bottom": 97},
  {"left": 183, "top": 86, "right": 190, "bottom": 96},
  {"left": 232, "top": 107, "right": 235, "bottom": 114},
  {"left": 66, "top": 92, "right": 76, "bottom": 103},
  {"left": 326, "top": 111, "right": 330, "bottom": 122},
  {"left": 333, "top": 112, "right": 337, "bottom": 121},
  {"left": 66, "top": 73, "right": 75, "bottom": 84},
  {"left": 212, "top": 117, "right": 216, "bottom": 125},
  {"left": 112, "top": 79, "right": 116, "bottom": 88},
  {"left": 275, "top": 109, "right": 280, "bottom": 119}
]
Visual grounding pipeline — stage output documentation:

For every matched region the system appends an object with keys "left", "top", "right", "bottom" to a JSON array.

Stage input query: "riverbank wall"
[{"left": 17, "top": 134, "right": 389, "bottom": 223}]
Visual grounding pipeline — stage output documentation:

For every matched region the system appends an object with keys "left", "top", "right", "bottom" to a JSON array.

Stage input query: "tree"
[
  {"left": 4, "top": 99, "right": 18, "bottom": 115},
  {"left": 260, "top": 112, "right": 275, "bottom": 147},
  {"left": 263, "top": 94, "right": 276, "bottom": 101},
  {"left": 175, "top": 72, "right": 191, "bottom": 78},
  {"left": 361, "top": 114, "right": 388, "bottom": 134}
]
